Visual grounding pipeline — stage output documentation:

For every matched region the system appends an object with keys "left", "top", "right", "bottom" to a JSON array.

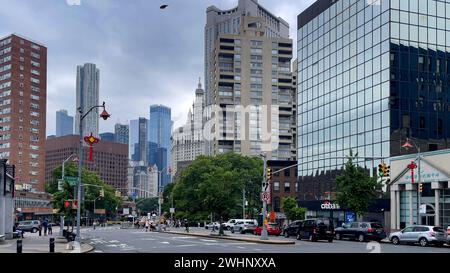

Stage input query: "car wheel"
[
  {"left": 296, "top": 233, "right": 301, "bottom": 241},
  {"left": 32, "top": 228, "right": 37, "bottom": 233},
  {"left": 419, "top": 238, "right": 428, "bottom": 247},
  {"left": 358, "top": 234, "right": 365, "bottom": 243},
  {"left": 240, "top": 229, "right": 244, "bottom": 234},
  {"left": 231, "top": 229, "right": 234, "bottom": 234},
  {"left": 284, "top": 232, "right": 289, "bottom": 238},
  {"left": 335, "top": 233, "right": 341, "bottom": 240},
  {"left": 391, "top": 236, "right": 400, "bottom": 245}
]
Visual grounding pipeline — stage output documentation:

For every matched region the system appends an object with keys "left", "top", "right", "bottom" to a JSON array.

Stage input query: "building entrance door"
[{"left": 420, "top": 204, "right": 436, "bottom": 226}]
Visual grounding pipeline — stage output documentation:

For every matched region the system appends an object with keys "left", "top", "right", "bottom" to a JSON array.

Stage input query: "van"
[{"left": 222, "top": 219, "right": 246, "bottom": 230}]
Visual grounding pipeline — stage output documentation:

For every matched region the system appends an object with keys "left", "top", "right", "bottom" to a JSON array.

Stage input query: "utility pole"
[
  {"left": 260, "top": 153, "right": 268, "bottom": 240},
  {"left": 242, "top": 188, "right": 246, "bottom": 219}
]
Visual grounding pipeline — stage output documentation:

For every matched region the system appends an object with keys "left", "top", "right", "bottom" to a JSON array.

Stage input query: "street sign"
[
  {"left": 65, "top": 176, "right": 78, "bottom": 186},
  {"left": 261, "top": 192, "right": 271, "bottom": 203},
  {"left": 94, "top": 209, "right": 106, "bottom": 215},
  {"left": 420, "top": 204, "right": 427, "bottom": 214},
  {"left": 123, "top": 208, "right": 130, "bottom": 215},
  {"left": 58, "top": 179, "right": 64, "bottom": 191},
  {"left": 170, "top": 208, "right": 175, "bottom": 213}
]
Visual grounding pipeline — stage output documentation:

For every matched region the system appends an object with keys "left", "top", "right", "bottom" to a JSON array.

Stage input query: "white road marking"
[
  {"left": 176, "top": 244, "right": 197, "bottom": 247},
  {"left": 201, "top": 239, "right": 218, "bottom": 242},
  {"left": 109, "top": 240, "right": 120, "bottom": 243},
  {"left": 142, "top": 238, "right": 155, "bottom": 241},
  {"left": 159, "top": 241, "right": 170, "bottom": 244},
  {"left": 237, "top": 246, "right": 246, "bottom": 249},
  {"left": 94, "top": 250, "right": 103, "bottom": 253},
  {"left": 174, "top": 236, "right": 195, "bottom": 239},
  {"left": 106, "top": 244, "right": 118, "bottom": 247}
]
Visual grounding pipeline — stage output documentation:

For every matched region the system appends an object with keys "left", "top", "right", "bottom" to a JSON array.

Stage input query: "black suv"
[
  {"left": 283, "top": 220, "right": 303, "bottom": 238},
  {"left": 296, "top": 218, "right": 334, "bottom": 242},
  {"left": 335, "top": 222, "right": 386, "bottom": 242}
]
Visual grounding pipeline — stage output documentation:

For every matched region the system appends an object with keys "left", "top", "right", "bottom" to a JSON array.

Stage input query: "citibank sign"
[{"left": 321, "top": 201, "right": 340, "bottom": 210}]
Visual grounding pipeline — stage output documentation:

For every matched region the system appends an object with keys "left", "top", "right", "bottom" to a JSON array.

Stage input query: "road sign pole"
[{"left": 261, "top": 156, "right": 268, "bottom": 241}]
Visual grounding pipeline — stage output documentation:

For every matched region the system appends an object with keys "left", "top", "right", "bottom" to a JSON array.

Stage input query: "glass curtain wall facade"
[
  {"left": 298, "top": 0, "right": 391, "bottom": 200},
  {"left": 298, "top": 0, "right": 450, "bottom": 201}
]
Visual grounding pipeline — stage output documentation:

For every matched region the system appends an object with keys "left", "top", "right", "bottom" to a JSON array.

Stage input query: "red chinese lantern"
[{"left": 84, "top": 133, "right": 100, "bottom": 161}]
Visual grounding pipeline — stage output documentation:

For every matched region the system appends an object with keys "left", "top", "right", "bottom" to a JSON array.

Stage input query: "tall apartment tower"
[
  {"left": 75, "top": 63, "right": 100, "bottom": 137},
  {"left": 205, "top": 0, "right": 289, "bottom": 106},
  {"left": 207, "top": 6, "right": 296, "bottom": 160},
  {"left": 56, "top": 109, "right": 73, "bottom": 137},
  {"left": 0, "top": 34, "right": 47, "bottom": 192},
  {"left": 115, "top": 123, "right": 129, "bottom": 145},
  {"left": 137, "top": 118, "right": 148, "bottom": 165}
]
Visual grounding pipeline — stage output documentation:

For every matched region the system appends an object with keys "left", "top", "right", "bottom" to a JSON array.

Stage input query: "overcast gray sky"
[{"left": 0, "top": 0, "right": 315, "bottom": 136}]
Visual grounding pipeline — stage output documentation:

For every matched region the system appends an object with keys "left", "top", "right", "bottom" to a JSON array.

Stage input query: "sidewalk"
[
  {"left": 165, "top": 229, "right": 295, "bottom": 245},
  {"left": 0, "top": 227, "right": 94, "bottom": 253}
]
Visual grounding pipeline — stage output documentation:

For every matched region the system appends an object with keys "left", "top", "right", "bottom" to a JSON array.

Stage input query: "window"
[
  {"left": 31, "top": 60, "right": 40, "bottom": 67},
  {"left": 284, "top": 182, "right": 290, "bottom": 192},
  {"left": 31, "top": 95, "right": 39, "bottom": 101},
  {"left": 273, "top": 181, "right": 280, "bottom": 191},
  {"left": 31, "top": 52, "right": 40, "bottom": 59},
  {"left": 31, "top": 69, "right": 40, "bottom": 76},
  {"left": 31, "top": 78, "right": 40, "bottom": 84},
  {"left": 284, "top": 168, "right": 290, "bottom": 177},
  {"left": 31, "top": 111, "right": 40, "bottom": 117}
]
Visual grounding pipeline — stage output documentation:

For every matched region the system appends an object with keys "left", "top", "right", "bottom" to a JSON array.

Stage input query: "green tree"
[
  {"left": 335, "top": 150, "right": 382, "bottom": 217},
  {"left": 48, "top": 163, "right": 122, "bottom": 227},
  {"left": 169, "top": 153, "right": 263, "bottom": 233},
  {"left": 282, "top": 197, "right": 306, "bottom": 222}
]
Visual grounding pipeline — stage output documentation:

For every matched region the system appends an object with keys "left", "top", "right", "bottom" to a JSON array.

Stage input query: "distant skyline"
[{"left": 0, "top": 0, "right": 315, "bottom": 136}]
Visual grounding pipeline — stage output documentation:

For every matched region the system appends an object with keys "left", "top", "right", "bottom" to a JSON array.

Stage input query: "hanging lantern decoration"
[{"left": 84, "top": 133, "right": 100, "bottom": 161}]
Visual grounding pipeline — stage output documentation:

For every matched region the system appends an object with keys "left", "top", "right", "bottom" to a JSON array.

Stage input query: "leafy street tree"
[
  {"left": 168, "top": 153, "right": 263, "bottom": 234},
  {"left": 47, "top": 163, "right": 122, "bottom": 228},
  {"left": 335, "top": 151, "right": 383, "bottom": 217},
  {"left": 282, "top": 197, "right": 306, "bottom": 222}
]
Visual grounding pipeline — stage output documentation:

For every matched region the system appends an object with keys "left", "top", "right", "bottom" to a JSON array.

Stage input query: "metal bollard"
[
  {"left": 39, "top": 229, "right": 42, "bottom": 236},
  {"left": 17, "top": 239, "right": 22, "bottom": 253},
  {"left": 49, "top": 238, "right": 55, "bottom": 253}
]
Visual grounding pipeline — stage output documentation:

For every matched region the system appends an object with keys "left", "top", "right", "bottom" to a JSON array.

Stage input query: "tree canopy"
[
  {"left": 167, "top": 152, "right": 263, "bottom": 222},
  {"left": 282, "top": 197, "right": 306, "bottom": 222},
  {"left": 335, "top": 151, "right": 383, "bottom": 217},
  {"left": 47, "top": 163, "right": 122, "bottom": 219}
]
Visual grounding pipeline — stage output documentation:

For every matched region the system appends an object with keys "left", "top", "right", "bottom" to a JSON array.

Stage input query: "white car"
[
  {"left": 205, "top": 222, "right": 220, "bottom": 230},
  {"left": 232, "top": 220, "right": 258, "bottom": 234},
  {"left": 223, "top": 219, "right": 246, "bottom": 230}
]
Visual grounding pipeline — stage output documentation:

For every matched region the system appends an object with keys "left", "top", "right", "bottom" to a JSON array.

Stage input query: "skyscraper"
[
  {"left": 99, "top": 132, "right": 115, "bottom": 142},
  {"left": 205, "top": 0, "right": 289, "bottom": 105},
  {"left": 0, "top": 34, "right": 47, "bottom": 192},
  {"left": 56, "top": 109, "right": 73, "bottom": 137},
  {"left": 115, "top": 123, "right": 129, "bottom": 145},
  {"left": 206, "top": 1, "right": 296, "bottom": 160},
  {"left": 148, "top": 105, "right": 172, "bottom": 186},
  {"left": 296, "top": 0, "right": 450, "bottom": 203},
  {"left": 172, "top": 80, "right": 206, "bottom": 177},
  {"left": 75, "top": 63, "right": 100, "bottom": 137},
  {"left": 129, "top": 119, "right": 139, "bottom": 160}
]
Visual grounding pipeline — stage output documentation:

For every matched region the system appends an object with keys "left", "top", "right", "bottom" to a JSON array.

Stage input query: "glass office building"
[{"left": 297, "top": 0, "right": 450, "bottom": 201}]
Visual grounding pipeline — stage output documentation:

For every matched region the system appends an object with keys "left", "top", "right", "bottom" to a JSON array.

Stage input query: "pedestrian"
[
  {"left": 198, "top": 222, "right": 200, "bottom": 228},
  {"left": 185, "top": 219, "right": 189, "bottom": 233},
  {"left": 145, "top": 220, "right": 149, "bottom": 232},
  {"left": 42, "top": 219, "right": 48, "bottom": 236},
  {"left": 48, "top": 222, "right": 53, "bottom": 235}
]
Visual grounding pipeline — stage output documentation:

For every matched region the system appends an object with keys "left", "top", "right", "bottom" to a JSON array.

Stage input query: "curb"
[{"left": 165, "top": 231, "right": 295, "bottom": 245}]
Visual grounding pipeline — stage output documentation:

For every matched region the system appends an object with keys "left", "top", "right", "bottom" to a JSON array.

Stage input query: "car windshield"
[{"left": 433, "top": 227, "right": 446, "bottom": 233}]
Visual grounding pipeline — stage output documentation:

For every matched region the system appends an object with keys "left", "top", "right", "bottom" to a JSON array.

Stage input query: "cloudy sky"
[{"left": 0, "top": 0, "right": 315, "bottom": 136}]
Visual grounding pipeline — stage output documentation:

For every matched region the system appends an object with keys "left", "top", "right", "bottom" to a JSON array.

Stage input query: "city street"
[{"left": 81, "top": 227, "right": 450, "bottom": 254}]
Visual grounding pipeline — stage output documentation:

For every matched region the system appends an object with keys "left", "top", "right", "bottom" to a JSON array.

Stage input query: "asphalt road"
[{"left": 81, "top": 227, "right": 450, "bottom": 253}]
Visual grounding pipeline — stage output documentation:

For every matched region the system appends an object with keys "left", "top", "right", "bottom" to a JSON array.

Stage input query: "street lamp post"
[
  {"left": 260, "top": 153, "right": 269, "bottom": 241},
  {"left": 75, "top": 102, "right": 110, "bottom": 243},
  {"left": 157, "top": 167, "right": 167, "bottom": 232},
  {"left": 402, "top": 138, "right": 421, "bottom": 225}
]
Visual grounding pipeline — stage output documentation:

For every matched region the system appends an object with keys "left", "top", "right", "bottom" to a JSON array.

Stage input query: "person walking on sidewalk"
[
  {"left": 48, "top": 222, "right": 53, "bottom": 235},
  {"left": 185, "top": 219, "right": 189, "bottom": 233},
  {"left": 42, "top": 219, "right": 49, "bottom": 236}
]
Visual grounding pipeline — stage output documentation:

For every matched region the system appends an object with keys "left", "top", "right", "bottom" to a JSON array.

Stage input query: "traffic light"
[
  {"left": 100, "top": 189, "right": 105, "bottom": 198},
  {"left": 419, "top": 183, "right": 423, "bottom": 193},
  {"left": 266, "top": 168, "right": 272, "bottom": 182},
  {"left": 378, "top": 164, "right": 384, "bottom": 177},
  {"left": 383, "top": 164, "right": 390, "bottom": 177},
  {"left": 64, "top": 201, "right": 71, "bottom": 208}
]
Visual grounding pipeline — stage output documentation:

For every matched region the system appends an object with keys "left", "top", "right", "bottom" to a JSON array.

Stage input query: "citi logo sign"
[{"left": 321, "top": 201, "right": 340, "bottom": 210}]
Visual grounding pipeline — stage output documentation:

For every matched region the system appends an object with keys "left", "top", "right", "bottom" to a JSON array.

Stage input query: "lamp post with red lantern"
[
  {"left": 402, "top": 138, "right": 421, "bottom": 225},
  {"left": 75, "top": 102, "right": 110, "bottom": 243}
]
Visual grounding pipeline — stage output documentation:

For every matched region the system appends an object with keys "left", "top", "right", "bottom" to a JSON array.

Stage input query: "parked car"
[
  {"left": 254, "top": 223, "right": 282, "bottom": 236},
  {"left": 205, "top": 222, "right": 220, "bottom": 230},
  {"left": 222, "top": 219, "right": 245, "bottom": 231},
  {"left": 232, "top": 220, "right": 257, "bottom": 234},
  {"left": 283, "top": 220, "right": 303, "bottom": 238},
  {"left": 389, "top": 225, "right": 448, "bottom": 247},
  {"left": 335, "top": 222, "right": 386, "bottom": 242},
  {"left": 17, "top": 220, "right": 41, "bottom": 233},
  {"left": 296, "top": 218, "right": 334, "bottom": 242}
]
